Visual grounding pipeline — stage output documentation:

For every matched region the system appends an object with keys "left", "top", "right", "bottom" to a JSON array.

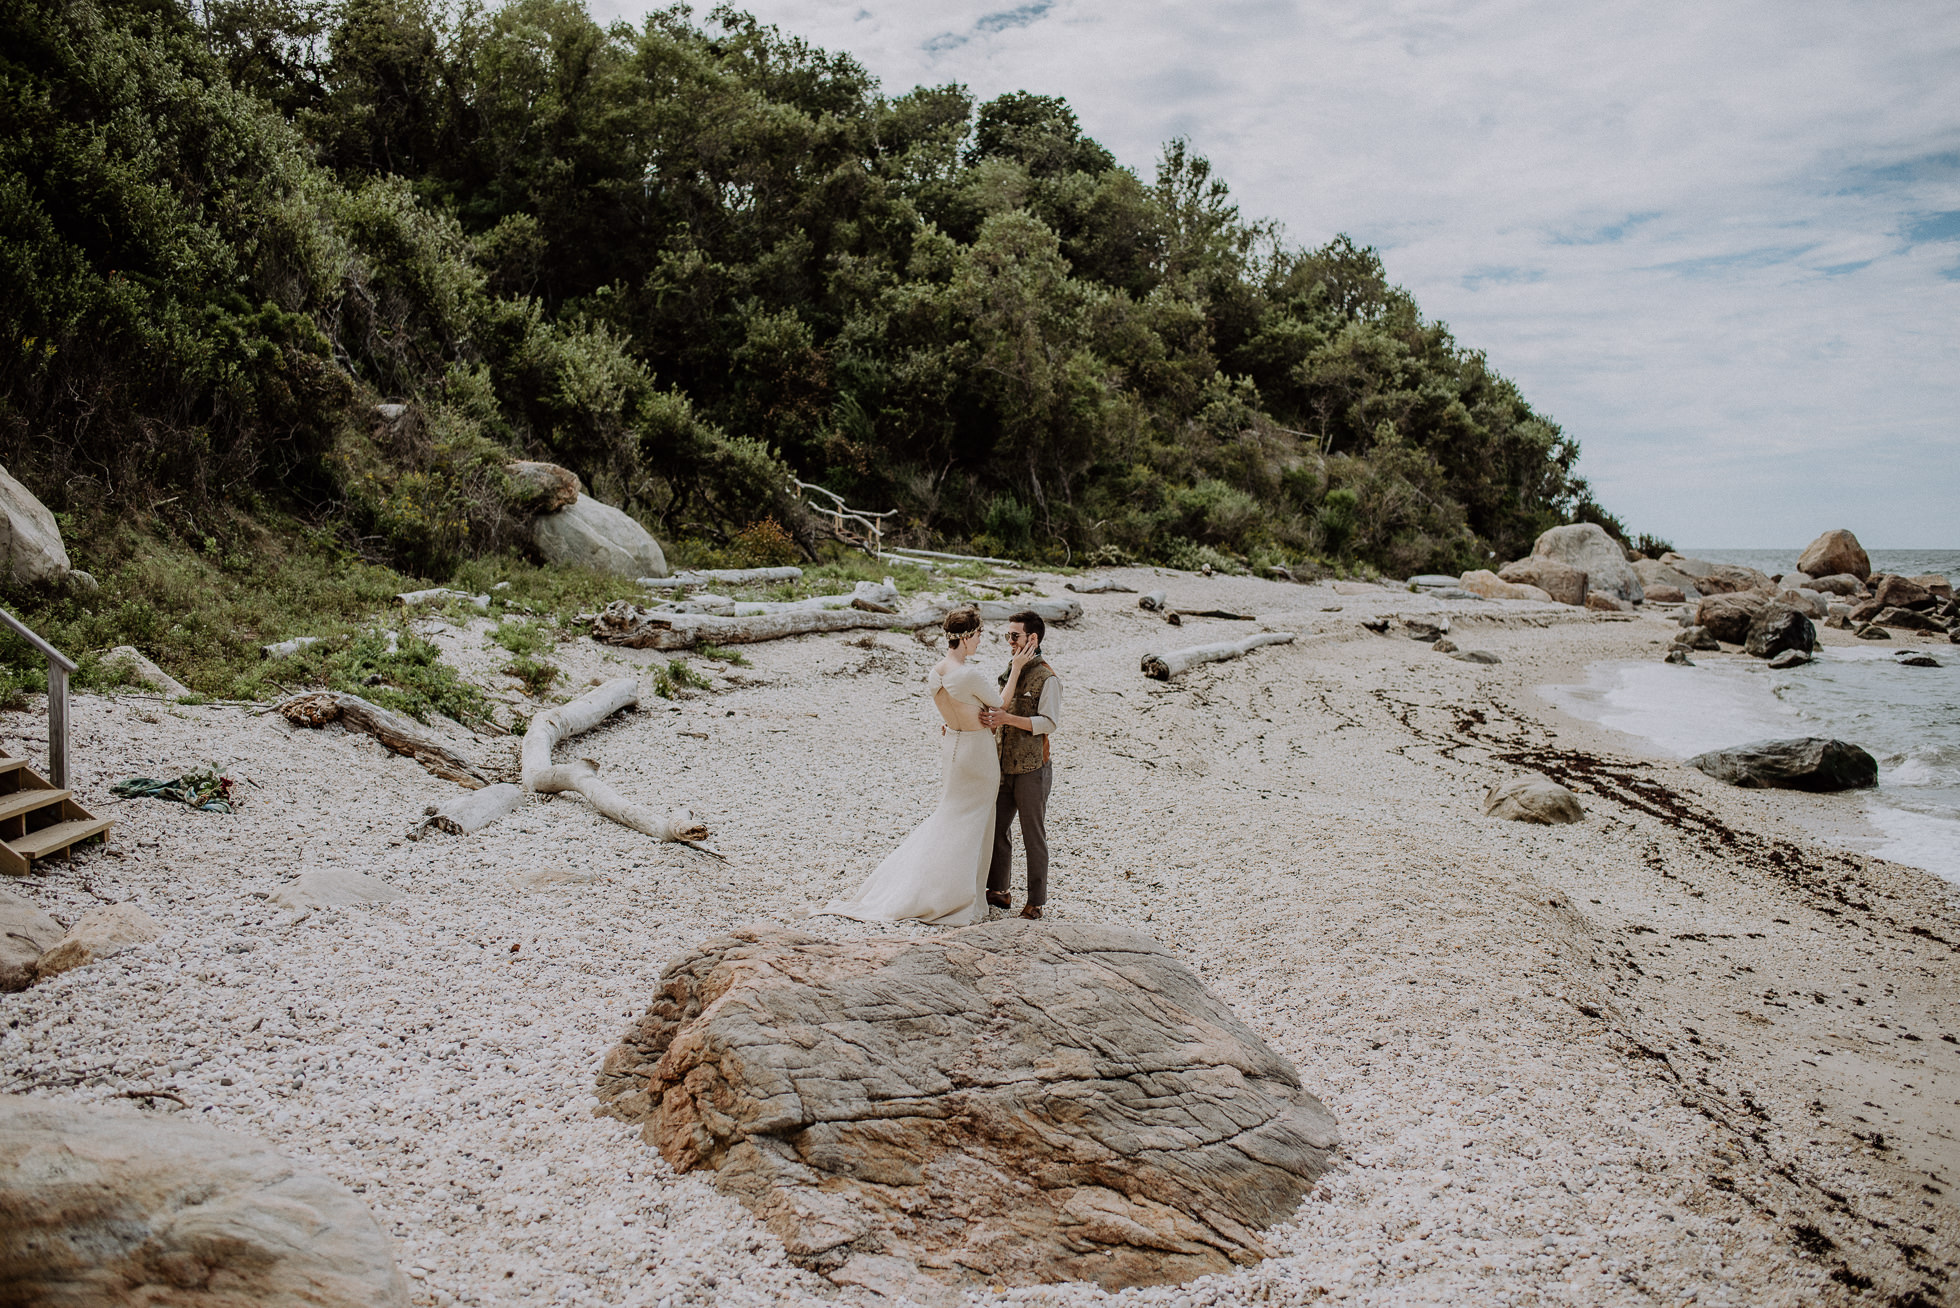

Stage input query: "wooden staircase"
[{"left": 0, "top": 756, "right": 111, "bottom": 877}]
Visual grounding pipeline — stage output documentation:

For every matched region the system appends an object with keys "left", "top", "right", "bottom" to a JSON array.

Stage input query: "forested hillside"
[{"left": 2, "top": 0, "right": 1625, "bottom": 578}]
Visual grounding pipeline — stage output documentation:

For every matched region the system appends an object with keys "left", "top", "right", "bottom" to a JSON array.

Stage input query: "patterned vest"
[{"left": 996, "top": 658, "right": 1055, "bottom": 776}]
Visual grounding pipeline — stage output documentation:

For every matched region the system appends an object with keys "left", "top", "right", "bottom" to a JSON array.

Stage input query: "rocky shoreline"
[{"left": 4, "top": 561, "right": 1960, "bottom": 1306}]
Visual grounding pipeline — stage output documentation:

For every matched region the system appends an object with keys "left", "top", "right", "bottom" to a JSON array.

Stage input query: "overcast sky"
[{"left": 593, "top": 0, "right": 1960, "bottom": 548}]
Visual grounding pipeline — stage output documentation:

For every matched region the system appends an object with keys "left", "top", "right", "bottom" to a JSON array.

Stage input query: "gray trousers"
[{"left": 987, "top": 763, "right": 1052, "bottom": 906}]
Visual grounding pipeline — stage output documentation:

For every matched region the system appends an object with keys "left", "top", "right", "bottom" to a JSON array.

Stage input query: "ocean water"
[{"left": 1545, "top": 549, "right": 1960, "bottom": 882}]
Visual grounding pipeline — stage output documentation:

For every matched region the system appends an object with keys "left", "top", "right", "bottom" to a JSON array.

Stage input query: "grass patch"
[
  {"left": 692, "top": 643, "right": 749, "bottom": 666},
  {"left": 651, "top": 659, "right": 711, "bottom": 699},
  {"left": 0, "top": 517, "right": 636, "bottom": 707}
]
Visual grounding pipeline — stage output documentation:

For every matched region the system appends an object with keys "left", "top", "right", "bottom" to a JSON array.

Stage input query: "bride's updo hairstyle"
[{"left": 942, "top": 605, "right": 982, "bottom": 645}]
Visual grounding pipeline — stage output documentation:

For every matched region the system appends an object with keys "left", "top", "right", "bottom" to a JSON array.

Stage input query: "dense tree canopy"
[{"left": 1, "top": 0, "right": 1624, "bottom": 576}]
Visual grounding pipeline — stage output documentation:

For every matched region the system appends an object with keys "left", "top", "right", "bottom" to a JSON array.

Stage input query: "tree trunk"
[
  {"left": 278, "top": 692, "right": 488, "bottom": 787},
  {"left": 639, "top": 567, "right": 804, "bottom": 589},
  {"left": 521, "top": 678, "right": 708, "bottom": 841},
  {"left": 1141, "top": 632, "right": 1296, "bottom": 680},
  {"left": 591, "top": 602, "right": 914, "bottom": 651}
]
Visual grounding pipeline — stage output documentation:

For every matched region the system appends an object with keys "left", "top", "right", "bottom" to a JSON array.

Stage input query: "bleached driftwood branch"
[
  {"left": 278, "top": 691, "right": 488, "bottom": 787},
  {"left": 1141, "top": 631, "right": 1296, "bottom": 680},
  {"left": 905, "top": 598, "right": 1084, "bottom": 626},
  {"left": 1066, "top": 576, "right": 1136, "bottom": 594},
  {"left": 397, "top": 588, "right": 488, "bottom": 611},
  {"left": 521, "top": 678, "right": 708, "bottom": 841},
  {"left": 638, "top": 567, "right": 804, "bottom": 589},
  {"left": 591, "top": 602, "right": 914, "bottom": 651},
  {"left": 1138, "top": 591, "right": 1168, "bottom": 612}
]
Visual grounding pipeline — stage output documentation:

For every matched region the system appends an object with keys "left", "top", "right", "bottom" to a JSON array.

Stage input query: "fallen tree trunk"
[
  {"left": 1066, "top": 576, "right": 1136, "bottom": 594},
  {"left": 521, "top": 678, "right": 708, "bottom": 841},
  {"left": 639, "top": 567, "right": 803, "bottom": 589},
  {"left": 1141, "top": 631, "right": 1297, "bottom": 680},
  {"left": 1138, "top": 591, "right": 1168, "bottom": 612},
  {"left": 592, "top": 601, "right": 913, "bottom": 650},
  {"left": 413, "top": 782, "right": 525, "bottom": 839},
  {"left": 278, "top": 692, "right": 488, "bottom": 787},
  {"left": 397, "top": 587, "right": 488, "bottom": 611},
  {"left": 903, "top": 597, "right": 1084, "bottom": 627}
]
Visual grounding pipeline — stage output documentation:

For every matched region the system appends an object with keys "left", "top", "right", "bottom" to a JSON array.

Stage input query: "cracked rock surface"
[{"left": 595, "top": 921, "right": 1339, "bottom": 1292}]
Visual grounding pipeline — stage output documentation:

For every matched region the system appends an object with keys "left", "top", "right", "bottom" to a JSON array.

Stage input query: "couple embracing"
[{"left": 821, "top": 606, "right": 1061, "bottom": 926}]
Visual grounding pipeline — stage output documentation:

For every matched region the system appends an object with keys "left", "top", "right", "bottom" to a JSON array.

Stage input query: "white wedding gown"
[{"left": 819, "top": 662, "right": 1001, "bottom": 925}]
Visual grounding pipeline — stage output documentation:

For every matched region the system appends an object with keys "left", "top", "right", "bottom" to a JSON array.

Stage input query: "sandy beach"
[{"left": 4, "top": 567, "right": 1958, "bottom": 1307}]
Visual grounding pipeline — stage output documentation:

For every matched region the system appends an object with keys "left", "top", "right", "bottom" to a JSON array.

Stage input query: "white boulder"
[
  {"left": 0, "top": 464, "right": 70, "bottom": 588},
  {"left": 533, "top": 495, "right": 668, "bottom": 578},
  {"left": 1532, "top": 524, "right": 1644, "bottom": 604}
]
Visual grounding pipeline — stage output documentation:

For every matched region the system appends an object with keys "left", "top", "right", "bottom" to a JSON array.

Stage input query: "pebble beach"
[{"left": 5, "top": 566, "right": 1959, "bottom": 1307}]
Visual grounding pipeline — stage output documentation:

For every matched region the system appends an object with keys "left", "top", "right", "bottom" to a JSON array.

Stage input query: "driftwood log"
[
  {"left": 592, "top": 602, "right": 914, "bottom": 651},
  {"left": 907, "top": 597, "right": 1084, "bottom": 626},
  {"left": 278, "top": 692, "right": 488, "bottom": 787},
  {"left": 1066, "top": 576, "right": 1136, "bottom": 594},
  {"left": 521, "top": 679, "right": 708, "bottom": 841},
  {"left": 639, "top": 567, "right": 804, "bottom": 589},
  {"left": 1141, "top": 631, "right": 1296, "bottom": 680},
  {"left": 1138, "top": 591, "right": 1167, "bottom": 612},
  {"left": 396, "top": 587, "right": 488, "bottom": 611}
]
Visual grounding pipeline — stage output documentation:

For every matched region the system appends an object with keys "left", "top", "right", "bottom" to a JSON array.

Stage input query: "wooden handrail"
[{"left": 0, "top": 607, "right": 72, "bottom": 788}]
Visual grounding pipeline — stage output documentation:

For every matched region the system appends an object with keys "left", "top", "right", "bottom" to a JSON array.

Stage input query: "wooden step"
[
  {"left": 0, "top": 787, "right": 67, "bottom": 823},
  {"left": 8, "top": 816, "right": 113, "bottom": 860},
  {"left": 0, "top": 756, "right": 25, "bottom": 775}
]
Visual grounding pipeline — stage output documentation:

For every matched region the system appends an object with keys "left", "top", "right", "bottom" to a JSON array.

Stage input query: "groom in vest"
[{"left": 979, "top": 611, "right": 1062, "bottom": 919}]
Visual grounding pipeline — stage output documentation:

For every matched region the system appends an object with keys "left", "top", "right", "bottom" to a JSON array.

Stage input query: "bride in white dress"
[{"left": 820, "top": 606, "right": 1034, "bottom": 925}]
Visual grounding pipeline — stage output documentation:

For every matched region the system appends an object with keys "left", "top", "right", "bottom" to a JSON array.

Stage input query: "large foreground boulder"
[
  {"left": 1694, "top": 591, "right": 1770, "bottom": 644},
  {"left": 1483, "top": 776, "right": 1585, "bottom": 824},
  {"left": 1498, "top": 556, "right": 1588, "bottom": 606},
  {"left": 1797, "top": 529, "right": 1870, "bottom": 582},
  {"left": 1531, "top": 523, "right": 1643, "bottom": 603},
  {"left": 0, "top": 887, "right": 62, "bottom": 992},
  {"left": 596, "top": 923, "right": 1339, "bottom": 1293},
  {"left": 0, "top": 1096, "right": 409, "bottom": 1305},
  {"left": 0, "top": 464, "right": 71, "bottom": 588},
  {"left": 532, "top": 494, "right": 668, "bottom": 578},
  {"left": 1689, "top": 738, "right": 1878, "bottom": 791},
  {"left": 1743, "top": 603, "right": 1817, "bottom": 659}
]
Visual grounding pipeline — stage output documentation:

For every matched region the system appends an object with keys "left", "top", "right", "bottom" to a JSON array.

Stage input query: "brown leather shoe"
[
  {"left": 985, "top": 891, "right": 1012, "bottom": 910},
  {"left": 1019, "top": 904, "right": 1043, "bottom": 920}
]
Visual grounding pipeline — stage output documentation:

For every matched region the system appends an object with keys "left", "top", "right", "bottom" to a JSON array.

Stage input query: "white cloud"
[{"left": 591, "top": 0, "right": 1960, "bottom": 547}]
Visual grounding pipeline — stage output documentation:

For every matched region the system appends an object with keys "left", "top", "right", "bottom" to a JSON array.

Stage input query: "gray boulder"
[
  {"left": 1482, "top": 776, "right": 1585, "bottom": 824},
  {"left": 1808, "top": 573, "right": 1865, "bottom": 596},
  {"left": 1856, "top": 624, "right": 1891, "bottom": 640},
  {"left": 1796, "top": 529, "right": 1871, "bottom": 582},
  {"left": 1895, "top": 652, "right": 1942, "bottom": 668},
  {"left": 532, "top": 494, "right": 668, "bottom": 578},
  {"left": 1744, "top": 603, "right": 1816, "bottom": 659},
  {"left": 1767, "top": 649, "right": 1811, "bottom": 669},
  {"left": 1663, "top": 648, "right": 1694, "bottom": 666},
  {"left": 1673, "top": 624, "right": 1721, "bottom": 651},
  {"left": 1499, "top": 556, "right": 1588, "bottom": 606},
  {"left": 1404, "top": 616, "right": 1449, "bottom": 642},
  {"left": 1689, "top": 738, "right": 1878, "bottom": 791},
  {"left": 595, "top": 923, "right": 1339, "bottom": 1293},
  {"left": 1694, "top": 592, "right": 1770, "bottom": 644},
  {"left": 1872, "top": 575, "right": 1936, "bottom": 611},
  {"left": 1633, "top": 558, "right": 1700, "bottom": 600},
  {"left": 1532, "top": 524, "right": 1643, "bottom": 603},
  {"left": 1876, "top": 607, "right": 1944, "bottom": 633},
  {"left": 0, "top": 464, "right": 70, "bottom": 588},
  {"left": 0, "top": 887, "right": 62, "bottom": 992},
  {"left": 0, "top": 1096, "right": 409, "bottom": 1306}
]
